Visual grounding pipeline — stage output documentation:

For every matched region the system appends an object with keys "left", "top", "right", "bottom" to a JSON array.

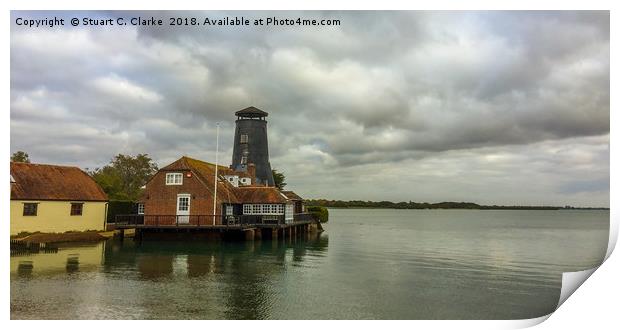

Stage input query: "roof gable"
[
  {"left": 10, "top": 162, "right": 108, "bottom": 201},
  {"left": 157, "top": 156, "right": 240, "bottom": 204}
]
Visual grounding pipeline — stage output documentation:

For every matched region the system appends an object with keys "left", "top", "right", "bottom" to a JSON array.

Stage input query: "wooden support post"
[
  {"left": 254, "top": 228, "right": 262, "bottom": 240},
  {"left": 245, "top": 229, "right": 255, "bottom": 242},
  {"left": 272, "top": 228, "right": 278, "bottom": 240}
]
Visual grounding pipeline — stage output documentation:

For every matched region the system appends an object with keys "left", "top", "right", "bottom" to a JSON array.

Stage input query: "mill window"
[{"left": 240, "top": 134, "right": 248, "bottom": 143}]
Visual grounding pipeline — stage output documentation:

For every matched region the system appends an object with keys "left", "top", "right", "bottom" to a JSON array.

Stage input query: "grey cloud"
[{"left": 10, "top": 10, "right": 610, "bottom": 206}]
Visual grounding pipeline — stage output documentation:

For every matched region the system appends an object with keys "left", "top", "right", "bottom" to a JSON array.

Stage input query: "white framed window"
[
  {"left": 242, "top": 204, "right": 285, "bottom": 215},
  {"left": 177, "top": 195, "right": 190, "bottom": 211},
  {"left": 240, "top": 134, "right": 249, "bottom": 143},
  {"left": 285, "top": 203, "right": 294, "bottom": 223},
  {"left": 240, "top": 156, "right": 247, "bottom": 164},
  {"left": 166, "top": 173, "right": 183, "bottom": 185},
  {"left": 137, "top": 203, "right": 145, "bottom": 214}
]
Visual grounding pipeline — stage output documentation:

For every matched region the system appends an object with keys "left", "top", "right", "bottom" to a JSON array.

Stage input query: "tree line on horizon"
[{"left": 304, "top": 199, "right": 608, "bottom": 210}]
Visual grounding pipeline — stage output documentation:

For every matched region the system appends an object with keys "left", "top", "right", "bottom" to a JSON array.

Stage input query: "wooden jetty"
[{"left": 113, "top": 213, "right": 321, "bottom": 241}]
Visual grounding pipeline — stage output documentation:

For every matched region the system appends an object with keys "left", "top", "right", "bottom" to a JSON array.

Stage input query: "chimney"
[{"left": 247, "top": 163, "right": 257, "bottom": 184}]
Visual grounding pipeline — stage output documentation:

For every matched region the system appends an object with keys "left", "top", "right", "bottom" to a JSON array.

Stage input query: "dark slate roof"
[
  {"left": 235, "top": 106, "right": 268, "bottom": 118},
  {"left": 282, "top": 190, "right": 303, "bottom": 201},
  {"left": 10, "top": 162, "right": 108, "bottom": 201},
  {"left": 235, "top": 187, "right": 289, "bottom": 203}
]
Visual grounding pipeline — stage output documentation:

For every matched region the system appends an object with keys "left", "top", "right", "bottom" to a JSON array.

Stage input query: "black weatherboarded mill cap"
[{"left": 235, "top": 106, "right": 269, "bottom": 118}]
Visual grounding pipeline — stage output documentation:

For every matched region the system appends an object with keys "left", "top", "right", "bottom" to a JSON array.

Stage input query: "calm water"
[{"left": 11, "top": 209, "right": 609, "bottom": 320}]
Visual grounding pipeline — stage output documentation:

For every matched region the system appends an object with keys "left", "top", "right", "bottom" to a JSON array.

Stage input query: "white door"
[
  {"left": 225, "top": 205, "right": 234, "bottom": 225},
  {"left": 176, "top": 194, "right": 190, "bottom": 224}
]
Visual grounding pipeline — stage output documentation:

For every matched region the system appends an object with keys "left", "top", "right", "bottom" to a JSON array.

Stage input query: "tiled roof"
[
  {"left": 235, "top": 186, "right": 289, "bottom": 203},
  {"left": 156, "top": 156, "right": 304, "bottom": 205},
  {"left": 10, "top": 162, "right": 108, "bottom": 201},
  {"left": 282, "top": 190, "right": 303, "bottom": 200},
  {"left": 167, "top": 156, "right": 240, "bottom": 204}
]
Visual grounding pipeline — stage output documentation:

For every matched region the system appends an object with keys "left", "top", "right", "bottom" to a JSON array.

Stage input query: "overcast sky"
[{"left": 10, "top": 11, "right": 609, "bottom": 206}]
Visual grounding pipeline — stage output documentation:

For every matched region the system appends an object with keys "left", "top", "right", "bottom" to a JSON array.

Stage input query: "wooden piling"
[
  {"left": 244, "top": 229, "right": 255, "bottom": 241},
  {"left": 272, "top": 228, "right": 279, "bottom": 240}
]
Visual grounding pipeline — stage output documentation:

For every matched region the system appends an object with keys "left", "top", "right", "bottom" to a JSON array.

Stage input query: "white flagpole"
[{"left": 213, "top": 123, "right": 219, "bottom": 225}]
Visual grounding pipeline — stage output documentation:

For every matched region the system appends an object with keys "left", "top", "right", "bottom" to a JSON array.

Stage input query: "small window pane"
[
  {"left": 70, "top": 203, "right": 83, "bottom": 216},
  {"left": 137, "top": 203, "right": 145, "bottom": 214},
  {"left": 178, "top": 197, "right": 189, "bottom": 211},
  {"left": 23, "top": 203, "right": 37, "bottom": 216},
  {"left": 166, "top": 173, "right": 183, "bottom": 185}
]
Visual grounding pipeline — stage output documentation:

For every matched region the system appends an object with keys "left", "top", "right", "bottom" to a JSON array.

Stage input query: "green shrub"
[{"left": 307, "top": 206, "right": 329, "bottom": 223}]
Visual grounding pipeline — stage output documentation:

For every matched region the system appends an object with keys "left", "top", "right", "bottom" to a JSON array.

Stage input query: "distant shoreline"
[{"left": 305, "top": 200, "right": 609, "bottom": 211}]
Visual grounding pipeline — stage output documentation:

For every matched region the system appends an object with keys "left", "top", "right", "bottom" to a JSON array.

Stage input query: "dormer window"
[
  {"left": 165, "top": 173, "right": 183, "bottom": 185},
  {"left": 240, "top": 134, "right": 248, "bottom": 143}
]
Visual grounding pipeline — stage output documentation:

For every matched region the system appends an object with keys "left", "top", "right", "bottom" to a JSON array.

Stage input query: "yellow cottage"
[{"left": 10, "top": 162, "right": 108, "bottom": 235}]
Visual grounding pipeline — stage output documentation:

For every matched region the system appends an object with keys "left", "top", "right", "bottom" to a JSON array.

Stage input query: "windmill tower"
[{"left": 231, "top": 106, "right": 275, "bottom": 186}]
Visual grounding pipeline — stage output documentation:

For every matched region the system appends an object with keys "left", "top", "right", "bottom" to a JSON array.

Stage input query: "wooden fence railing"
[{"left": 114, "top": 213, "right": 316, "bottom": 227}]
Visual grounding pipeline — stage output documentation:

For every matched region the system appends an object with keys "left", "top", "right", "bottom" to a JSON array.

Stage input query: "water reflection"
[
  {"left": 101, "top": 233, "right": 328, "bottom": 319},
  {"left": 10, "top": 209, "right": 609, "bottom": 320},
  {"left": 10, "top": 243, "right": 104, "bottom": 277},
  {"left": 11, "top": 233, "right": 328, "bottom": 320},
  {"left": 17, "top": 261, "right": 33, "bottom": 277},
  {"left": 66, "top": 254, "right": 80, "bottom": 273}
]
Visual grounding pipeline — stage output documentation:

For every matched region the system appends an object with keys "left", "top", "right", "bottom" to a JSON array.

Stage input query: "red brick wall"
[{"left": 142, "top": 170, "right": 224, "bottom": 225}]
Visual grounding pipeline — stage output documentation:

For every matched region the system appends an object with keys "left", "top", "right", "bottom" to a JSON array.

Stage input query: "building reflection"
[
  {"left": 66, "top": 254, "right": 80, "bottom": 273},
  {"left": 16, "top": 261, "right": 33, "bottom": 277},
  {"left": 137, "top": 254, "right": 174, "bottom": 279},
  {"left": 10, "top": 243, "right": 104, "bottom": 277},
  {"left": 11, "top": 233, "right": 328, "bottom": 319},
  {"left": 103, "top": 232, "right": 328, "bottom": 319}
]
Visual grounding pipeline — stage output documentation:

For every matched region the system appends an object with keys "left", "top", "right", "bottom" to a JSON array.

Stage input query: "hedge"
[{"left": 307, "top": 206, "right": 329, "bottom": 223}]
